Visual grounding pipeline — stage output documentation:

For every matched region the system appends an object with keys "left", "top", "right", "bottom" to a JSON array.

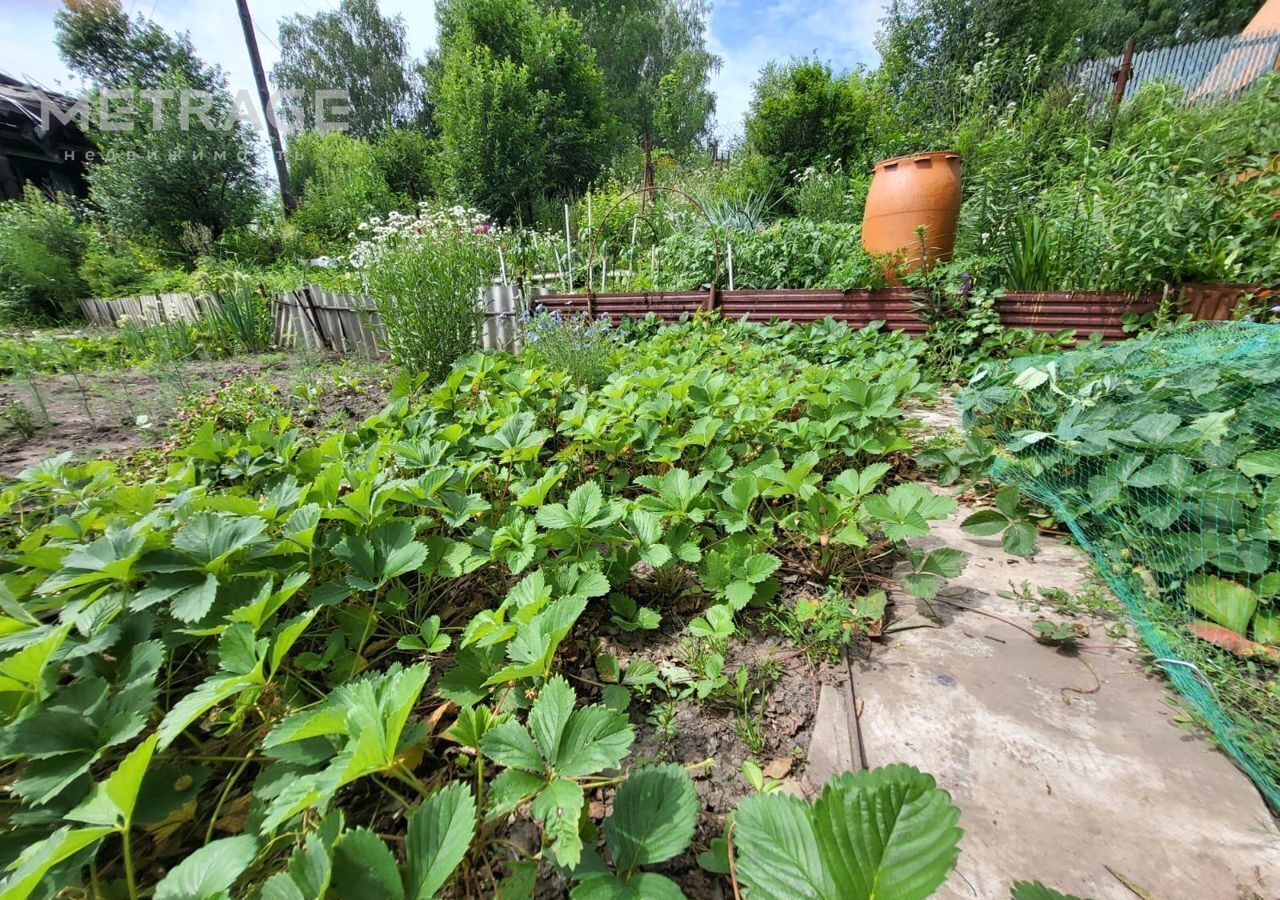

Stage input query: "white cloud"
[{"left": 707, "top": 0, "right": 890, "bottom": 141}]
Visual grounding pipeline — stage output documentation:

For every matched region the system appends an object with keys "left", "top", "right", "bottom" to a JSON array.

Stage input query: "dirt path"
[
  {"left": 0, "top": 353, "right": 386, "bottom": 478},
  {"left": 804, "top": 399, "right": 1280, "bottom": 899}
]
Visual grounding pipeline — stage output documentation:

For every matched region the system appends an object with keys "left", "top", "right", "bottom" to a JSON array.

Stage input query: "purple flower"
[{"left": 473, "top": 223, "right": 491, "bottom": 234}]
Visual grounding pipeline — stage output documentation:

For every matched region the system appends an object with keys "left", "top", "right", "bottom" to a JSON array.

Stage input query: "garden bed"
[
  {"left": 533, "top": 287, "right": 1182, "bottom": 341},
  {"left": 0, "top": 352, "right": 387, "bottom": 477},
  {"left": 0, "top": 315, "right": 972, "bottom": 899}
]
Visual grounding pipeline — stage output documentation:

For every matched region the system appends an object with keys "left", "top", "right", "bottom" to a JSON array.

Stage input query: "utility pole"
[{"left": 236, "top": 0, "right": 297, "bottom": 214}]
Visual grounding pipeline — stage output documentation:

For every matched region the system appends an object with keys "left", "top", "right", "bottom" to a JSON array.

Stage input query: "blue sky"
[
  {"left": 1, "top": 0, "right": 889, "bottom": 139},
  {"left": 708, "top": 0, "right": 887, "bottom": 137}
]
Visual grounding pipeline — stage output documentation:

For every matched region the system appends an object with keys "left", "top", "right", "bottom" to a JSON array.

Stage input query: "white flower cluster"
[{"left": 347, "top": 202, "right": 498, "bottom": 269}]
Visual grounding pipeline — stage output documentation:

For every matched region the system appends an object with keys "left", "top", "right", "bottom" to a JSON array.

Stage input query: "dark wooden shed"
[{"left": 0, "top": 73, "right": 94, "bottom": 200}]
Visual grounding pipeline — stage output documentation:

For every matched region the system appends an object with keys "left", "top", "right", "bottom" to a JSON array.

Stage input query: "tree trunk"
[{"left": 642, "top": 130, "right": 655, "bottom": 211}]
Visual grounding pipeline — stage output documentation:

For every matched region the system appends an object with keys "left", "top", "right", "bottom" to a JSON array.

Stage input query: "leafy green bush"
[
  {"left": 78, "top": 236, "right": 153, "bottom": 300},
  {"left": 0, "top": 189, "right": 89, "bottom": 323},
  {"left": 288, "top": 130, "right": 403, "bottom": 253},
  {"left": 361, "top": 206, "right": 499, "bottom": 380},
  {"left": 790, "top": 158, "right": 869, "bottom": 224},
  {"left": 953, "top": 74, "right": 1280, "bottom": 291},
  {"left": 653, "top": 219, "right": 885, "bottom": 290},
  {"left": 745, "top": 58, "right": 887, "bottom": 188},
  {"left": 371, "top": 127, "right": 437, "bottom": 202}
]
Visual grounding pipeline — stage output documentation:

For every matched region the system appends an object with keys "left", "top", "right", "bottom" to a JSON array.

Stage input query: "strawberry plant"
[
  {"left": 961, "top": 323, "right": 1280, "bottom": 809},
  {"left": 0, "top": 314, "right": 967, "bottom": 897},
  {"left": 730, "top": 765, "right": 963, "bottom": 900}
]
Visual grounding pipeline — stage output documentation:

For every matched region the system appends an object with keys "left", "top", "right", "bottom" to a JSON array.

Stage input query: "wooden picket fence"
[
  {"left": 272, "top": 286, "right": 384, "bottom": 355},
  {"left": 78, "top": 293, "right": 212, "bottom": 327},
  {"left": 78, "top": 284, "right": 528, "bottom": 356},
  {"left": 1067, "top": 29, "right": 1280, "bottom": 109}
]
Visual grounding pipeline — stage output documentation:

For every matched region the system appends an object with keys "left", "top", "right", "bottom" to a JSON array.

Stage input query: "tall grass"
[
  {"left": 118, "top": 316, "right": 199, "bottom": 362},
  {"left": 999, "top": 213, "right": 1058, "bottom": 291},
  {"left": 205, "top": 278, "right": 273, "bottom": 353}
]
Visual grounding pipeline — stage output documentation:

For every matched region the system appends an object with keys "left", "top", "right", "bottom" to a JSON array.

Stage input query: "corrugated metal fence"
[
  {"left": 1067, "top": 29, "right": 1280, "bottom": 108},
  {"left": 531, "top": 288, "right": 1173, "bottom": 342}
]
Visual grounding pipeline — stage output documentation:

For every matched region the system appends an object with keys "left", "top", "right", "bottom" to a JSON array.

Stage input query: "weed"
[
  {"left": 1003, "top": 580, "right": 1124, "bottom": 622},
  {"left": 764, "top": 583, "right": 863, "bottom": 665},
  {"left": 1, "top": 398, "right": 39, "bottom": 437},
  {"left": 647, "top": 697, "right": 680, "bottom": 758}
]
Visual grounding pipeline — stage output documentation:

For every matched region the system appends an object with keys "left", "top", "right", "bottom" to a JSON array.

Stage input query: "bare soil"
[
  {"left": 521, "top": 584, "right": 851, "bottom": 898},
  {"left": 0, "top": 353, "right": 388, "bottom": 478}
]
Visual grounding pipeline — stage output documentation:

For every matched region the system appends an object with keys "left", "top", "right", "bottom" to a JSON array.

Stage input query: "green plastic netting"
[{"left": 958, "top": 322, "right": 1280, "bottom": 812}]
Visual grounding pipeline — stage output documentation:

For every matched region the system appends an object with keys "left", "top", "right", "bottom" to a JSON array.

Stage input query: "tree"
[
  {"left": 744, "top": 59, "right": 884, "bottom": 185},
  {"left": 84, "top": 75, "right": 263, "bottom": 256},
  {"left": 371, "top": 128, "right": 436, "bottom": 202},
  {"left": 273, "top": 0, "right": 423, "bottom": 138},
  {"left": 54, "top": 1, "right": 263, "bottom": 258},
  {"left": 542, "top": 0, "right": 719, "bottom": 183},
  {"left": 1080, "top": 0, "right": 1264, "bottom": 57},
  {"left": 55, "top": 0, "right": 217, "bottom": 90},
  {"left": 433, "top": 0, "right": 614, "bottom": 223},
  {"left": 875, "top": 0, "right": 1088, "bottom": 128},
  {"left": 287, "top": 130, "right": 400, "bottom": 250}
]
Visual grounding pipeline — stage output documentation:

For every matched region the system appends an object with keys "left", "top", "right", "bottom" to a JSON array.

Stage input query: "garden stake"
[{"left": 564, "top": 203, "right": 574, "bottom": 293}]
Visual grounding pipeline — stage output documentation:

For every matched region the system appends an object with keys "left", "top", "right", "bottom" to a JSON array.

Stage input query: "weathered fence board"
[
  {"left": 78, "top": 292, "right": 212, "bottom": 327},
  {"left": 1067, "top": 29, "right": 1280, "bottom": 108},
  {"left": 80, "top": 284, "right": 527, "bottom": 357}
]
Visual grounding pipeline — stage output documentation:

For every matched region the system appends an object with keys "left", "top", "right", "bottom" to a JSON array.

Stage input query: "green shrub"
[
  {"left": 953, "top": 74, "right": 1280, "bottom": 291},
  {"left": 213, "top": 209, "right": 288, "bottom": 267},
  {"left": 652, "top": 218, "right": 885, "bottom": 290},
  {"left": 744, "top": 58, "right": 886, "bottom": 188},
  {"left": 79, "top": 241, "right": 150, "bottom": 300},
  {"left": 371, "top": 127, "right": 437, "bottom": 202},
  {"left": 361, "top": 207, "right": 499, "bottom": 381},
  {"left": 790, "top": 158, "right": 868, "bottom": 224},
  {"left": 0, "top": 189, "right": 89, "bottom": 323},
  {"left": 288, "top": 130, "right": 402, "bottom": 253},
  {"left": 76, "top": 232, "right": 186, "bottom": 300}
]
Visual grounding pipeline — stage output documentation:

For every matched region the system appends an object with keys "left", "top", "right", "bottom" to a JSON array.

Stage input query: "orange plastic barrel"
[{"left": 862, "top": 151, "right": 962, "bottom": 277}]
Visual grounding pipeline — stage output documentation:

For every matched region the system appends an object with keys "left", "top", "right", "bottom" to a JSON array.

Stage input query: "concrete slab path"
[{"left": 806, "top": 502, "right": 1280, "bottom": 899}]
